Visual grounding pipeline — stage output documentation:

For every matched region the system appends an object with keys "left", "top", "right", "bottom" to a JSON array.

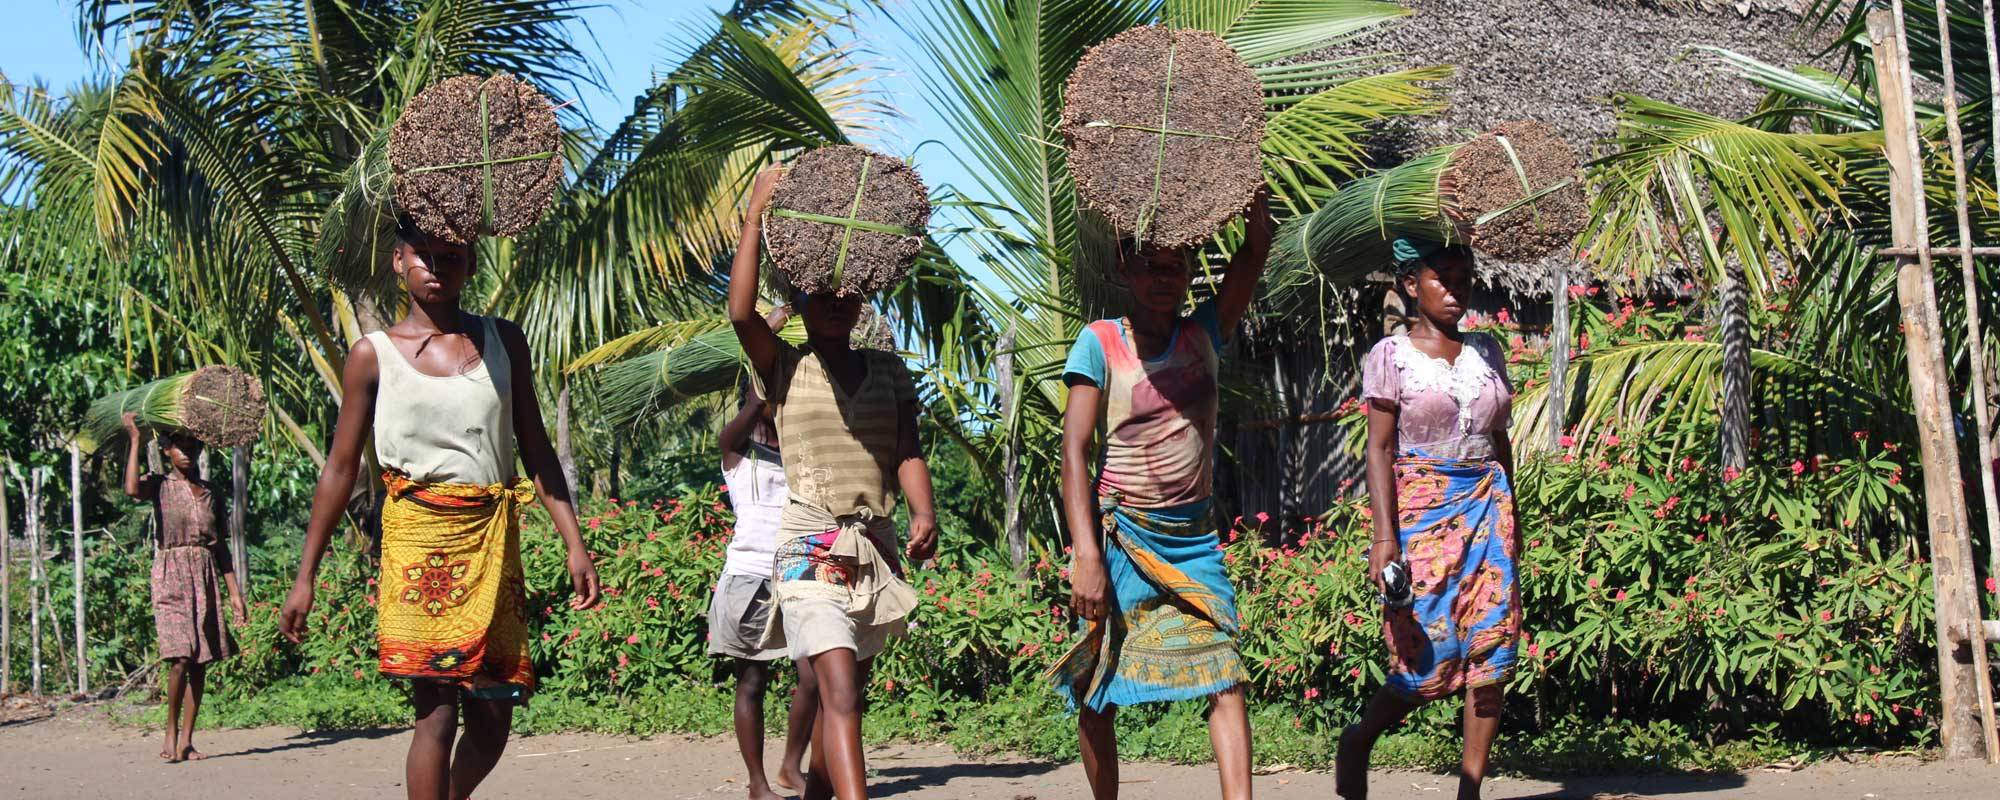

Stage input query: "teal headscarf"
[{"left": 1390, "top": 236, "right": 1444, "bottom": 273}]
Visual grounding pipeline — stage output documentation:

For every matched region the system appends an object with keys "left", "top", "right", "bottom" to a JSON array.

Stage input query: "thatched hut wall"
[{"left": 1219, "top": 1, "right": 1830, "bottom": 528}]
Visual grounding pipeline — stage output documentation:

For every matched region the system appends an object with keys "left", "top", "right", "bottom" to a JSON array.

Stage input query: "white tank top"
[
  {"left": 720, "top": 444, "right": 788, "bottom": 578},
  {"left": 365, "top": 316, "right": 515, "bottom": 485}
]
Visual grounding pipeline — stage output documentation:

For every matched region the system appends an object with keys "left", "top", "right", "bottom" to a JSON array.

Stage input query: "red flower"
[
  {"left": 1790, "top": 460, "right": 1806, "bottom": 476},
  {"left": 1614, "top": 589, "right": 1628, "bottom": 601},
  {"left": 1304, "top": 687, "right": 1320, "bottom": 700},
  {"left": 1985, "top": 577, "right": 1997, "bottom": 594},
  {"left": 1559, "top": 435, "right": 1575, "bottom": 448}
]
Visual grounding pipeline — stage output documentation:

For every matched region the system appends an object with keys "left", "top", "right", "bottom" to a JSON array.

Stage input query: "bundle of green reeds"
[
  {"left": 1262, "top": 120, "right": 1584, "bottom": 309},
  {"left": 81, "top": 365, "right": 267, "bottom": 451},
  {"left": 598, "top": 306, "right": 900, "bottom": 427}
]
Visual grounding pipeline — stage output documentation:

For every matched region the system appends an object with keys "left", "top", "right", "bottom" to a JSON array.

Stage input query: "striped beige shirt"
[{"left": 760, "top": 345, "right": 917, "bottom": 517}]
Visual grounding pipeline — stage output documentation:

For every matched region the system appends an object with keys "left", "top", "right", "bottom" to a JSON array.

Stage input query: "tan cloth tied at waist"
[{"left": 761, "top": 493, "right": 919, "bottom": 657}]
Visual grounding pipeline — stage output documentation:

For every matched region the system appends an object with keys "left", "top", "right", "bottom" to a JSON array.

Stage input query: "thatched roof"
[{"left": 1321, "top": 0, "right": 1835, "bottom": 295}]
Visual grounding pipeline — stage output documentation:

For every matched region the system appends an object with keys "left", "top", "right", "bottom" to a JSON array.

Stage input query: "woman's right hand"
[
  {"left": 1069, "top": 555, "right": 1111, "bottom": 621},
  {"left": 121, "top": 412, "right": 140, "bottom": 435},
  {"left": 278, "top": 581, "right": 315, "bottom": 644},
  {"left": 747, "top": 167, "right": 783, "bottom": 216},
  {"left": 1367, "top": 537, "right": 1401, "bottom": 590}
]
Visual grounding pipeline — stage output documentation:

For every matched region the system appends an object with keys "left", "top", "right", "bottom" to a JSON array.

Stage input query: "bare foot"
[
  {"left": 748, "top": 785, "right": 784, "bottom": 800},
  {"left": 775, "top": 767, "right": 806, "bottom": 792},
  {"left": 1335, "top": 725, "right": 1367, "bottom": 799},
  {"left": 177, "top": 747, "right": 209, "bottom": 762}
]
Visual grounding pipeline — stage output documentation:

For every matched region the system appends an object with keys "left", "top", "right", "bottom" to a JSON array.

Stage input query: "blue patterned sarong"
[
  {"left": 1050, "top": 497, "right": 1246, "bottom": 712},
  {"left": 1383, "top": 450, "right": 1521, "bottom": 700}
]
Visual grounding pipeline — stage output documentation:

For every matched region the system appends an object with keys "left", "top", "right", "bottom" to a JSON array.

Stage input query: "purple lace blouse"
[{"left": 1361, "top": 333, "right": 1513, "bottom": 454}]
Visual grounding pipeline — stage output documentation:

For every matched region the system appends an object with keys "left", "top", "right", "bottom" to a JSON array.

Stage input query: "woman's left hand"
[
  {"left": 566, "top": 550, "right": 602, "bottom": 610},
  {"left": 231, "top": 600, "right": 249, "bottom": 628}
]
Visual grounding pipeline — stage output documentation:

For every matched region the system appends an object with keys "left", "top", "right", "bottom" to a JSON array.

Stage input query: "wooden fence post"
[
  {"left": 1547, "top": 266, "right": 1570, "bottom": 450},
  {"left": 231, "top": 446, "right": 248, "bottom": 590},
  {"left": 27, "top": 466, "right": 43, "bottom": 696},
  {"left": 69, "top": 444, "right": 85, "bottom": 697},
  {"left": 2, "top": 462, "right": 11, "bottom": 696},
  {"left": 1869, "top": 7, "right": 1997, "bottom": 761}
]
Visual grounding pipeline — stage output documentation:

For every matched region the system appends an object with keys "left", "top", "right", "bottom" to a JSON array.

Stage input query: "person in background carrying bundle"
[
  {"left": 1052, "top": 190, "right": 1271, "bottom": 800},
  {"left": 1336, "top": 237, "right": 1521, "bottom": 800},
  {"left": 279, "top": 214, "right": 601, "bottom": 800},
  {"left": 710, "top": 305, "right": 821, "bottom": 800},
  {"left": 121, "top": 413, "right": 247, "bottom": 764},
  {"left": 728, "top": 167, "right": 938, "bottom": 800}
]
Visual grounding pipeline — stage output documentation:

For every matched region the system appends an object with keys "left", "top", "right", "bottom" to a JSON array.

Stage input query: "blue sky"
[{"left": 1, "top": 0, "right": 989, "bottom": 282}]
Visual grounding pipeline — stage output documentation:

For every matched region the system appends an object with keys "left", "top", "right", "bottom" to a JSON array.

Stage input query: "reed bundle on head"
[
  {"left": 763, "top": 145, "right": 932, "bottom": 297},
  {"left": 1061, "top": 25, "right": 1266, "bottom": 252},
  {"left": 389, "top": 73, "right": 564, "bottom": 244},
  {"left": 82, "top": 366, "right": 267, "bottom": 451},
  {"left": 1262, "top": 120, "right": 1584, "bottom": 309}
]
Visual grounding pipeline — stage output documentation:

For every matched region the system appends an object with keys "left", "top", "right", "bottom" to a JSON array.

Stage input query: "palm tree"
[{"left": 1535, "top": 5, "right": 2000, "bottom": 462}]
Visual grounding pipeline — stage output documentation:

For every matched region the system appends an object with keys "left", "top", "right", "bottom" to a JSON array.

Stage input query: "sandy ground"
[{"left": 4, "top": 706, "right": 1999, "bottom": 799}]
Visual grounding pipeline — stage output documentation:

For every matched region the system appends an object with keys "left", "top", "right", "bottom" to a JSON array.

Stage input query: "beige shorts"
[{"left": 775, "top": 594, "right": 904, "bottom": 662}]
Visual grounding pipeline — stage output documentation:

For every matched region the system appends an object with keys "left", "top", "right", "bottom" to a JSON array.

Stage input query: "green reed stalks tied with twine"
[
  {"left": 600, "top": 305, "right": 901, "bottom": 426},
  {"left": 1061, "top": 26, "right": 1266, "bottom": 251},
  {"left": 1262, "top": 120, "right": 1584, "bottom": 309},
  {"left": 390, "top": 73, "right": 564, "bottom": 244},
  {"left": 763, "top": 145, "right": 931, "bottom": 297},
  {"left": 82, "top": 365, "right": 267, "bottom": 452}
]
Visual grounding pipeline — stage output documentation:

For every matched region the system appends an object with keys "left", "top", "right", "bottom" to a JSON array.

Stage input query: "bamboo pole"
[
  {"left": 1929, "top": 0, "right": 2000, "bottom": 761},
  {"left": 1870, "top": 8, "right": 1995, "bottom": 761},
  {"left": 69, "top": 444, "right": 85, "bottom": 696},
  {"left": 231, "top": 446, "right": 248, "bottom": 585},
  {"left": 1980, "top": 0, "right": 2000, "bottom": 620},
  {"left": 1, "top": 462, "right": 11, "bottom": 696}
]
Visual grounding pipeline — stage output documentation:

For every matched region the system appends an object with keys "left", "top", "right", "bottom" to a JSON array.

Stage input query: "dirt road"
[{"left": 3, "top": 707, "right": 1998, "bottom": 799}]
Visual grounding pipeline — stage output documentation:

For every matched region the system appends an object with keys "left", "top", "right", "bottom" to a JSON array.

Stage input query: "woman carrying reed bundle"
[
  {"left": 120, "top": 414, "right": 246, "bottom": 764},
  {"left": 731, "top": 163, "right": 938, "bottom": 800},
  {"left": 1337, "top": 238, "right": 1522, "bottom": 800},
  {"left": 1052, "top": 190, "right": 1273, "bottom": 800},
  {"left": 279, "top": 214, "right": 600, "bottom": 800}
]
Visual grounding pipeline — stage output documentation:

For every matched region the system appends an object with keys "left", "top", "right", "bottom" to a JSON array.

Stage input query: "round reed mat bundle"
[
  {"left": 763, "top": 145, "right": 932, "bottom": 297},
  {"left": 1061, "top": 26, "right": 1266, "bottom": 250},
  {"left": 1437, "top": 120, "right": 1585, "bottom": 262},
  {"left": 390, "top": 73, "right": 563, "bottom": 244}
]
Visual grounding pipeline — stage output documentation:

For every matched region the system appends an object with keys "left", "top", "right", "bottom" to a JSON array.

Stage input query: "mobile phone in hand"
[{"left": 1380, "top": 560, "right": 1414, "bottom": 608}]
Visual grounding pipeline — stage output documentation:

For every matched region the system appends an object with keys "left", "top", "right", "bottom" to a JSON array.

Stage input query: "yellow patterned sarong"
[{"left": 376, "top": 471, "right": 537, "bottom": 696}]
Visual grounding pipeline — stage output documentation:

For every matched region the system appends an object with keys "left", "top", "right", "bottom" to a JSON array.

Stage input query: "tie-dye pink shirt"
[
  {"left": 1064, "top": 302, "right": 1224, "bottom": 509},
  {"left": 1361, "top": 333, "right": 1513, "bottom": 452}
]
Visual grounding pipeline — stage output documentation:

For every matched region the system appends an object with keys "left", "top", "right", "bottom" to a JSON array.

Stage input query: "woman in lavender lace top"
[{"left": 1335, "top": 239, "right": 1522, "bottom": 800}]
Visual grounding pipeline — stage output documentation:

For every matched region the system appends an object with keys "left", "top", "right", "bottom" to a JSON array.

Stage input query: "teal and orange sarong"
[
  {"left": 1050, "top": 496, "right": 1245, "bottom": 712},
  {"left": 1383, "top": 450, "right": 1520, "bottom": 700},
  {"left": 376, "top": 471, "right": 537, "bottom": 699}
]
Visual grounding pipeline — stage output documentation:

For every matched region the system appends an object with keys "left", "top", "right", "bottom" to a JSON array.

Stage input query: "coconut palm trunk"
[{"left": 1719, "top": 274, "right": 1752, "bottom": 472}]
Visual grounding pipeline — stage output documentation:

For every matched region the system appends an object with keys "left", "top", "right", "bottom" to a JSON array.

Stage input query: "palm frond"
[
  {"left": 1514, "top": 340, "right": 1914, "bottom": 460},
  {"left": 1580, "top": 94, "right": 1881, "bottom": 298}
]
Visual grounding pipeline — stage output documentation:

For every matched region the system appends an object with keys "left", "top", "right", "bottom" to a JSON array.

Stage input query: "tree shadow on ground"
[
  {"left": 869, "top": 760, "right": 1064, "bottom": 798},
  {"left": 1494, "top": 771, "right": 1751, "bottom": 799},
  {"left": 201, "top": 727, "right": 405, "bottom": 760}
]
